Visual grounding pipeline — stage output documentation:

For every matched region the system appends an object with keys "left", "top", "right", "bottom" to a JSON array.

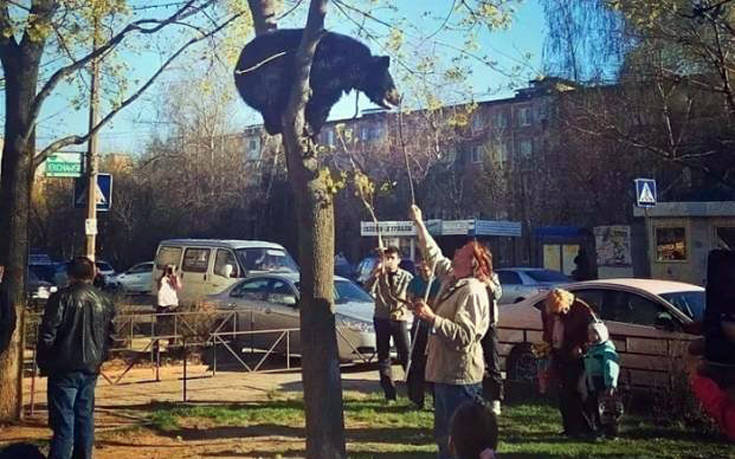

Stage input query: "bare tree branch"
[
  {"left": 32, "top": 10, "right": 244, "bottom": 169},
  {"left": 22, "top": 0, "right": 216, "bottom": 144},
  {"left": 0, "top": 1, "right": 18, "bottom": 54}
]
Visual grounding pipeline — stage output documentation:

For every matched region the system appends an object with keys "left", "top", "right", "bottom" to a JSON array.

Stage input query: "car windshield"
[
  {"left": 335, "top": 280, "right": 373, "bottom": 303},
  {"left": 236, "top": 248, "right": 299, "bottom": 273},
  {"left": 525, "top": 270, "right": 570, "bottom": 282},
  {"left": 660, "top": 291, "right": 705, "bottom": 321}
]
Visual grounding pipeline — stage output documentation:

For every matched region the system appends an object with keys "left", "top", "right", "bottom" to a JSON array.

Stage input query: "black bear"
[{"left": 234, "top": 28, "right": 400, "bottom": 135}]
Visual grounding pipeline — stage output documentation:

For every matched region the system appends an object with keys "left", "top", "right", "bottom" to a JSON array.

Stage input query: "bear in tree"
[{"left": 234, "top": 28, "right": 400, "bottom": 136}]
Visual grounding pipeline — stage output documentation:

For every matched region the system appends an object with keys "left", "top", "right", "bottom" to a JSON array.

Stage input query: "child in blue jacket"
[{"left": 584, "top": 321, "right": 622, "bottom": 438}]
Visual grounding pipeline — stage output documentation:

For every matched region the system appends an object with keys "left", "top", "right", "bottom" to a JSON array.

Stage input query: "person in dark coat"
[
  {"left": 541, "top": 288, "right": 596, "bottom": 438},
  {"left": 406, "top": 259, "right": 440, "bottom": 409},
  {"left": 38, "top": 257, "right": 116, "bottom": 459}
]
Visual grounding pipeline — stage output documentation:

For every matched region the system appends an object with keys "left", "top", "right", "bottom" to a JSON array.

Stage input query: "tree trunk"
[
  {"left": 278, "top": 0, "right": 346, "bottom": 457},
  {"left": 0, "top": 41, "right": 43, "bottom": 422},
  {"left": 285, "top": 142, "right": 345, "bottom": 457}
]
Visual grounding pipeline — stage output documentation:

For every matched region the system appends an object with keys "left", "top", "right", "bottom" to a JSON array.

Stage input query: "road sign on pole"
[
  {"left": 44, "top": 152, "right": 84, "bottom": 177},
  {"left": 74, "top": 173, "right": 112, "bottom": 212},
  {"left": 634, "top": 178, "right": 657, "bottom": 208}
]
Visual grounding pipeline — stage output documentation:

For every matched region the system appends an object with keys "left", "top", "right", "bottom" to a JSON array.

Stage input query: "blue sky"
[{"left": 2, "top": 0, "right": 546, "bottom": 155}]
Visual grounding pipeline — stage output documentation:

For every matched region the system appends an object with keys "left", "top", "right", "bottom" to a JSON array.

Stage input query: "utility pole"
[{"left": 85, "top": 20, "right": 100, "bottom": 262}]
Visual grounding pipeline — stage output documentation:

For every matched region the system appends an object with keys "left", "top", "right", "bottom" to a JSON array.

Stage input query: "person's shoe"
[
  {"left": 409, "top": 402, "right": 424, "bottom": 411},
  {"left": 490, "top": 400, "right": 501, "bottom": 416}
]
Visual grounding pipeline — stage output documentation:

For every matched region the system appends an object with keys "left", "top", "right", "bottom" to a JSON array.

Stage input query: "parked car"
[
  {"left": 498, "top": 278, "right": 704, "bottom": 390},
  {"left": 496, "top": 268, "right": 571, "bottom": 304},
  {"left": 27, "top": 270, "right": 57, "bottom": 300},
  {"left": 153, "top": 239, "right": 299, "bottom": 303},
  {"left": 109, "top": 261, "right": 154, "bottom": 295},
  {"left": 28, "top": 263, "right": 59, "bottom": 285},
  {"left": 95, "top": 260, "right": 116, "bottom": 282},
  {"left": 208, "top": 273, "right": 376, "bottom": 362}
]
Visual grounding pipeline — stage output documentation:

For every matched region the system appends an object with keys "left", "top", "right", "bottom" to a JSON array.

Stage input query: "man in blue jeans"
[{"left": 38, "top": 257, "right": 115, "bottom": 459}]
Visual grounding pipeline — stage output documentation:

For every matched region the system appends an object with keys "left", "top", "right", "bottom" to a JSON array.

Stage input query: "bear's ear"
[{"left": 378, "top": 55, "right": 390, "bottom": 68}]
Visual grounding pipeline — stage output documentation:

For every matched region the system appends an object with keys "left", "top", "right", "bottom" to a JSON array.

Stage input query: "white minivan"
[{"left": 152, "top": 239, "right": 299, "bottom": 304}]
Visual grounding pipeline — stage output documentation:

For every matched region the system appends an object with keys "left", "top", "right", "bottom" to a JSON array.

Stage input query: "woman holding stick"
[{"left": 409, "top": 204, "right": 491, "bottom": 458}]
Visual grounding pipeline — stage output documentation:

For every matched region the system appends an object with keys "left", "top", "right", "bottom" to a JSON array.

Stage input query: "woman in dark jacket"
[{"left": 541, "top": 288, "right": 596, "bottom": 438}]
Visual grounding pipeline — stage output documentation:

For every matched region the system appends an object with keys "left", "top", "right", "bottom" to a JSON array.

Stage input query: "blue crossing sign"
[
  {"left": 634, "top": 178, "right": 657, "bottom": 208},
  {"left": 74, "top": 173, "right": 112, "bottom": 212}
]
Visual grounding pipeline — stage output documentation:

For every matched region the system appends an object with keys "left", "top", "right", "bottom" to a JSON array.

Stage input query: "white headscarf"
[{"left": 589, "top": 321, "right": 609, "bottom": 343}]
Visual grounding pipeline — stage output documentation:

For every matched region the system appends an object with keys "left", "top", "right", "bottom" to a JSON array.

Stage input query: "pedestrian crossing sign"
[
  {"left": 73, "top": 173, "right": 112, "bottom": 211},
  {"left": 634, "top": 178, "right": 657, "bottom": 208}
]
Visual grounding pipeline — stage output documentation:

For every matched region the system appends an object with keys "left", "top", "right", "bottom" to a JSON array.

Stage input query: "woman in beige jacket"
[{"left": 409, "top": 205, "right": 491, "bottom": 459}]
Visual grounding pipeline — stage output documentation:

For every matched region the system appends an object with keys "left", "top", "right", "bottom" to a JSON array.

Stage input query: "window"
[
  {"left": 469, "top": 145, "right": 483, "bottom": 163},
  {"left": 360, "top": 126, "right": 384, "bottom": 142},
  {"left": 155, "top": 246, "right": 182, "bottom": 270},
  {"left": 498, "top": 141, "right": 510, "bottom": 164},
  {"left": 472, "top": 113, "right": 484, "bottom": 131},
  {"left": 182, "top": 248, "right": 210, "bottom": 273},
  {"left": 495, "top": 111, "right": 507, "bottom": 129},
  {"left": 715, "top": 227, "right": 735, "bottom": 250},
  {"left": 230, "top": 278, "right": 270, "bottom": 300},
  {"left": 572, "top": 289, "right": 607, "bottom": 317},
  {"left": 128, "top": 263, "right": 152, "bottom": 274},
  {"left": 605, "top": 291, "right": 664, "bottom": 327},
  {"left": 655, "top": 227, "right": 687, "bottom": 261},
  {"left": 518, "top": 107, "right": 532, "bottom": 126},
  {"left": 526, "top": 270, "right": 570, "bottom": 282},
  {"left": 96, "top": 262, "right": 113, "bottom": 272},
  {"left": 268, "top": 280, "right": 298, "bottom": 305},
  {"left": 519, "top": 139, "right": 533, "bottom": 158},
  {"left": 235, "top": 248, "right": 299, "bottom": 273},
  {"left": 660, "top": 291, "right": 705, "bottom": 321},
  {"left": 214, "top": 249, "right": 239, "bottom": 278},
  {"left": 334, "top": 280, "right": 373, "bottom": 304},
  {"left": 497, "top": 271, "right": 522, "bottom": 285},
  {"left": 245, "top": 137, "right": 261, "bottom": 161}
]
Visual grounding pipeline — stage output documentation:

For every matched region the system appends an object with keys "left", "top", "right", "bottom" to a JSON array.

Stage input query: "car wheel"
[{"left": 506, "top": 343, "right": 537, "bottom": 383}]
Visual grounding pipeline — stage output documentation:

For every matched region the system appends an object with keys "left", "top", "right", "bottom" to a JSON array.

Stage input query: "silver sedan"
[{"left": 207, "top": 273, "right": 377, "bottom": 363}]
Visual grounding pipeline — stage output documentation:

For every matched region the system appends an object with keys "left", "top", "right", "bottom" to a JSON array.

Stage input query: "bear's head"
[{"left": 360, "top": 56, "right": 400, "bottom": 109}]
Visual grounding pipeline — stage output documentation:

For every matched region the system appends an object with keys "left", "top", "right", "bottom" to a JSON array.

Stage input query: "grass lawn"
[{"left": 143, "top": 392, "right": 733, "bottom": 458}]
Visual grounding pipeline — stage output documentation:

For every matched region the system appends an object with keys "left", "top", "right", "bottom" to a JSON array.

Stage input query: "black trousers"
[
  {"left": 587, "top": 376, "right": 621, "bottom": 437},
  {"left": 481, "top": 324, "right": 503, "bottom": 402},
  {"left": 407, "top": 320, "right": 431, "bottom": 407},
  {"left": 554, "top": 354, "right": 595, "bottom": 436},
  {"left": 374, "top": 317, "right": 409, "bottom": 400}
]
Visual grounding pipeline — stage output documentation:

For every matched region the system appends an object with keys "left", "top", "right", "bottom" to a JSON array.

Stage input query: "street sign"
[
  {"left": 44, "top": 152, "right": 84, "bottom": 178},
  {"left": 74, "top": 173, "right": 112, "bottom": 212},
  {"left": 634, "top": 178, "right": 657, "bottom": 208}
]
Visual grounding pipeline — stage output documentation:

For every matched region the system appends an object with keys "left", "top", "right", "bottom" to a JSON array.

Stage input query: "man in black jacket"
[{"left": 38, "top": 257, "right": 115, "bottom": 459}]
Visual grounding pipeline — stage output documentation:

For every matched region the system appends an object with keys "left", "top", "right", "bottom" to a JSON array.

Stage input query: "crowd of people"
[
  {"left": 2, "top": 204, "right": 734, "bottom": 458},
  {"left": 366, "top": 204, "right": 734, "bottom": 457}
]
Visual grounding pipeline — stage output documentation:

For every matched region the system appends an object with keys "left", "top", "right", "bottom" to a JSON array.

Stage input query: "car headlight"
[{"left": 337, "top": 316, "right": 374, "bottom": 333}]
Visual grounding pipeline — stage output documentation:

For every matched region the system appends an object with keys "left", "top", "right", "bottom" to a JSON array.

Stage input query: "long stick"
[
  {"left": 397, "top": 100, "right": 416, "bottom": 206},
  {"left": 403, "top": 259, "right": 438, "bottom": 383}
]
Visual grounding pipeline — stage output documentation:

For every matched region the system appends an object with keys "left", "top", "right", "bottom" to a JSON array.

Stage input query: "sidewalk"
[{"left": 1, "top": 361, "right": 386, "bottom": 446}]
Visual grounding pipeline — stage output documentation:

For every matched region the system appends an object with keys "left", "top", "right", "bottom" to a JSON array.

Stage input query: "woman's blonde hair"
[{"left": 545, "top": 288, "right": 575, "bottom": 314}]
